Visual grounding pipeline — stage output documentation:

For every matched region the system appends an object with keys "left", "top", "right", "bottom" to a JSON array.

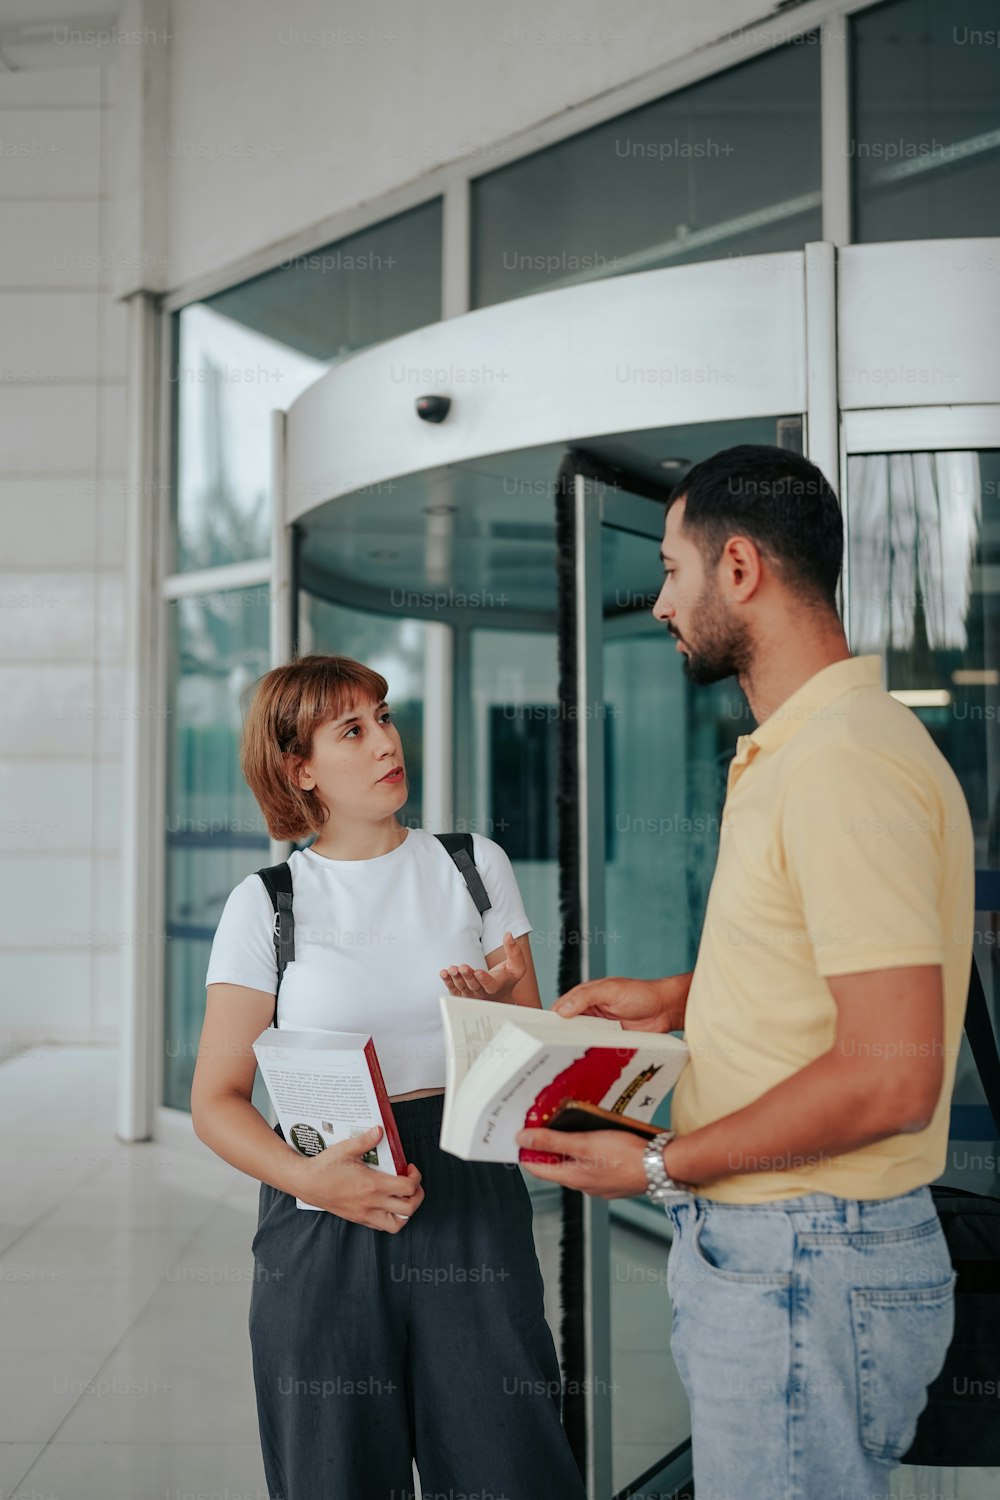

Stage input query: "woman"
[{"left": 191, "top": 654, "right": 584, "bottom": 1500}]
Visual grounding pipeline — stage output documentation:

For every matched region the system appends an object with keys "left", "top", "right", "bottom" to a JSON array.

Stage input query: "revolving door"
[
  {"left": 253, "top": 240, "right": 1000, "bottom": 1496},
  {"left": 272, "top": 249, "right": 819, "bottom": 1497},
  {"left": 290, "top": 413, "right": 800, "bottom": 1496}
]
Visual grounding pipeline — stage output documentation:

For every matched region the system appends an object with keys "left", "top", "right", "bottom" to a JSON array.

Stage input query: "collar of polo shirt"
[{"left": 745, "top": 654, "right": 883, "bottom": 758}]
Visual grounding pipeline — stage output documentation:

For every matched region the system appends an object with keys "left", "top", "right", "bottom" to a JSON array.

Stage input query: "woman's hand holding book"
[{"left": 294, "top": 1126, "right": 424, "bottom": 1232}]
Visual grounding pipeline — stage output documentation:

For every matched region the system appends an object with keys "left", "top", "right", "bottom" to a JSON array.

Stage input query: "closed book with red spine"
[{"left": 252, "top": 1025, "right": 407, "bottom": 1209}]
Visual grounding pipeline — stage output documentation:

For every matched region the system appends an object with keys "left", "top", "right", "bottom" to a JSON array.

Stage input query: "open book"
[
  {"left": 438, "top": 995, "right": 690, "bottom": 1163},
  {"left": 252, "top": 1026, "right": 406, "bottom": 1211}
]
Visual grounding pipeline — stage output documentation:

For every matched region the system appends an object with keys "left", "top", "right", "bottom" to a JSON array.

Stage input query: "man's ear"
[{"left": 723, "top": 535, "right": 765, "bottom": 602}]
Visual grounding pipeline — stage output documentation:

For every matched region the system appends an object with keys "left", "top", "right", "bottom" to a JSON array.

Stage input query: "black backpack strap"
[
  {"left": 434, "top": 832, "right": 492, "bottom": 916},
  {"left": 965, "top": 955, "right": 1000, "bottom": 1138},
  {"left": 256, "top": 862, "right": 294, "bottom": 1026}
]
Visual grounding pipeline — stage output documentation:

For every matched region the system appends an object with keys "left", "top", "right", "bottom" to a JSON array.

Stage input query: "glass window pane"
[
  {"left": 846, "top": 450, "right": 1000, "bottom": 853},
  {"left": 173, "top": 303, "right": 324, "bottom": 571},
  {"left": 603, "top": 611, "right": 745, "bottom": 986},
  {"left": 471, "top": 38, "right": 820, "bottom": 307},
  {"left": 846, "top": 450, "right": 1000, "bottom": 1176},
  {"left": 172, "top": 199, "right": 442, "bottom": 572},
  {"left": 470, "top": 629, "right": 561, "bottom": 1008},
  {"left": 852, "top": 0, "right": 1000, "bottom": 242},
  {"left": 163, "top": 584, "right": 271, "bottom": 1113}
]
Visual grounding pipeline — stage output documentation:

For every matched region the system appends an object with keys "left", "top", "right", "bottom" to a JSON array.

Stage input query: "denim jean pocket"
[
  {"left": 664, "top": 1203, "right": 689, "bottom": 1300},
  {"left": 849, "top": 1274, "right": 957, "bottom": 1464},
  {"left": 690, "top": 1208, "right": 793, "bottom": 1286}
]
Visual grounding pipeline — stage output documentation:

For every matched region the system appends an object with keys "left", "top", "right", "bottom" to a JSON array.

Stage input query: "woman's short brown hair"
[{"left": 240, "top": 655, "right": 389, "bottom": 840}]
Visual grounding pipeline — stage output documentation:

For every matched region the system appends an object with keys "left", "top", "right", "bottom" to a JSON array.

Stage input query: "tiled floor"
[
  {"left": 0, "top": 1044, "right": 267, "bottom": 1500},
  {"left": 0, "top": 1042, "right": 690, "bottom": 1500},
  {"left": 4, "top": 1044, "right": 995, "bottom": 1500}
]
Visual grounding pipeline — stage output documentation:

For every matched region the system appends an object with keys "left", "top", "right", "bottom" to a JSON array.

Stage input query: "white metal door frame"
[
  {"left": 284, "top": 254, "right": 810, "bottom": 518},
  {"left": 843, "top": 404, "right": 1000, "bottom": 456},
  {"left": 573, "top": 471, "right": 614, "bottom": 1498}
]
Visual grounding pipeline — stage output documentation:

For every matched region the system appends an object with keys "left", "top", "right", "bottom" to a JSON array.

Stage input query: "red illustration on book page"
[{"left": 520, "top": 1046, "right": 637, "bottom": 1164}]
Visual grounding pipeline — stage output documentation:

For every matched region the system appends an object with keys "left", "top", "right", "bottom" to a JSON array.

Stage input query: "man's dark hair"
[{"left": 669, "top": 444, "right": 843, "bottom": 610}]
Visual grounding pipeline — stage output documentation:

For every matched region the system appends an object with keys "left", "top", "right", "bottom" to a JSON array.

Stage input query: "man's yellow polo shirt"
[{"left": 670, "top": 654, "right": 975, "bottom": 1204}]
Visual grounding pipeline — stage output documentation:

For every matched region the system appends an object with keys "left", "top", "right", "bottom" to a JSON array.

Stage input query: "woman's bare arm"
[
  {"left": 191, "top": 983, "right": 424, "bottom": 1231},
  {"left": 190, "top": 982, "right": 312, "bottom": 1196},
  {"left": 487, "top": 933, "right": 542, "bottom": 1008}
]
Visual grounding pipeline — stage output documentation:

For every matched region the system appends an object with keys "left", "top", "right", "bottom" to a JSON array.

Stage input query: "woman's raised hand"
[
  {"left": 439, "top": 931, "right": 526, "bottom": 1004},
  {"left": 296, "top": 1126, "right": 424, "bottom": 1232}
]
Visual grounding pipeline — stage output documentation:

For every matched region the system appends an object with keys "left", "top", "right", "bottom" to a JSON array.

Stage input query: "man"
[{"left": 516, "top": 445, "right": 974, "bottom": 1499}]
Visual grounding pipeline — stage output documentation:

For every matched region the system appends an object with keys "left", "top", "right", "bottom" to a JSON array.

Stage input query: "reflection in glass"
[
  {"left": 846, "top": 449, "right": 1000, "bottom": 1169},
  {"left": 163, "top": 586, "right": 271, "bottom": 1112},
  {"left": 207, "top": 199, "right": 443, "bottom": 363},
  {"left": 174, "top": 305, "right": 324, "bottom": 571},
  {"left": 851, "top": 0, "right": 1000, "bottom": 242},
  {"left": 172, "top": 200, "right": 443, "bottom": 573},
  {"left": 846, "top": 450, "right": 996, "bottom": 860},
  {"left": 610, "top": 1219, "right": 690, "bottom": 1493},
  {"left": 602, "top": 530, "right": 746, "bottom": 984},
  {"left": 470, "top": 630, "right": 560, "bottom": 1006},
  {"left": 847, "top": 451, "right": 981, "bottom": 658},
  {"left": 472, "top": 39, "right": 820, "bottom": 306}
]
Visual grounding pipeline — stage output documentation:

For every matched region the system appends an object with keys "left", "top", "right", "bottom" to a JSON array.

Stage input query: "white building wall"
[
  {"left": 0, "top": 57, "right": 128, "bottom": 1047},
  {"left": 164, "top": 0, "right": 778, "bottom": 292}
]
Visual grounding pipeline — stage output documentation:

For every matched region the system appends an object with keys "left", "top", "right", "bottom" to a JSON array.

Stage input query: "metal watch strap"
[{"left": 643, "top": 1130, "right": 688, "bottom": 1202}]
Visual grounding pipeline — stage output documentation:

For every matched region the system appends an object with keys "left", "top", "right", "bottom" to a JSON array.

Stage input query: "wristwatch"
[{"left": 642, "top": 1130, "right": 691, "bottom": 1203}]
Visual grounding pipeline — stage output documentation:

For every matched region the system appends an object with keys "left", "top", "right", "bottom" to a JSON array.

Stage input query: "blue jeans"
[{"left": 664, "top": 1186, "right": 956, "bottom": 1500}]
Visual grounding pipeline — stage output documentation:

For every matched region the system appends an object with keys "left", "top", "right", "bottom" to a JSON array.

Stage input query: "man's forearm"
[
  {"left": 665, "top": 1048, "right": 934, "bottom": 1189},
  {"left": 657, "top": 971, "right": 693, "bottom": 1032}
]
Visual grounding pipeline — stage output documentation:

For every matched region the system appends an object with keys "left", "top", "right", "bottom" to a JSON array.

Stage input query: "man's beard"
[{"left": 674, "top": 582, "right": 752, "bottom": 687}]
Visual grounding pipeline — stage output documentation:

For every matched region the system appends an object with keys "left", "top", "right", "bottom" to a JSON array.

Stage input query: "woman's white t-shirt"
[{"left": 205, "top": 828, "right": 532, "bottom": 1095}]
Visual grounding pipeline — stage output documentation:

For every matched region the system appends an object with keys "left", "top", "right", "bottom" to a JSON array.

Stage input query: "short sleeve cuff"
[
  {"left": 815, "top": 946, "right": 945, "bottom": 978},
  {"left": 204, "top": 967, "right": 278, "bottom": 995}
]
